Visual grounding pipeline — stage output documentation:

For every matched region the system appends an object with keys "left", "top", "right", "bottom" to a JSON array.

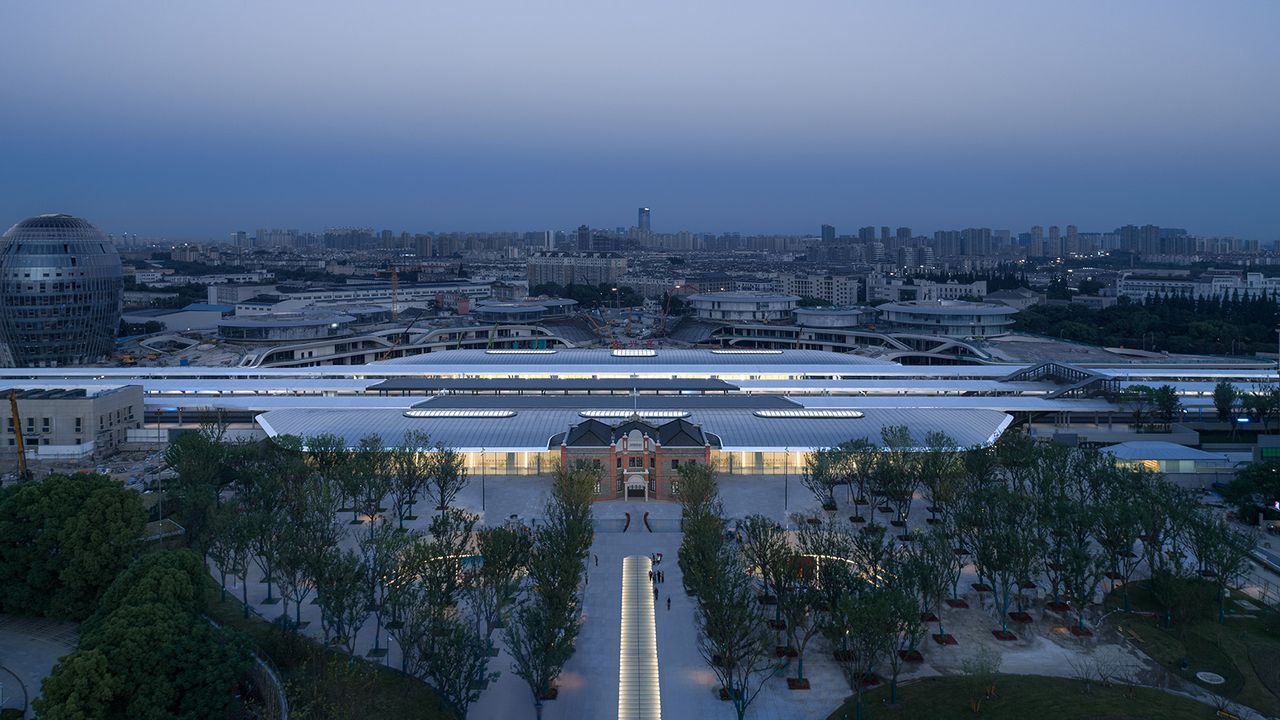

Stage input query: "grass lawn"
[
  {"left": 1106, "top": 580, "right": 1280, "bottom": 717},
  {"left": 826, "top": 675, "right": 1217, "bottom": 720},
  {"left": 203, "top": 583, "right": 456, "bottom": 720}
]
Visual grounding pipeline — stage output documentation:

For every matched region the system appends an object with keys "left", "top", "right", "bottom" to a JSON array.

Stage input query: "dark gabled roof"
[
  {"left": 563, "top": 418, "right": 613, "bottom": 447},
  {"left": 559, "top": 415, "right": 715, "bottom": 449},
  {"left": 373, "top": 377, "right": 734, "bottom": 393},
  {"left": 657, "top": 417, "right": 709, "bottom": 447}
]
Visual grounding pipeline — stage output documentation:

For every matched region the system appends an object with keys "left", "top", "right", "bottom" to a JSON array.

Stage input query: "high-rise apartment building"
[
  {"left": 821, "top": 224, "right": 836, "bottom": 243},
  {"left": 638, "top": 208, "right": 651, "bottom": 234},
  {"left": 576, "top": 224, "right": 591, "bottom": 252},
  {"left": 880, "top": 226, "right": 892, "bottom": 242},
  {"left": 858, "top": 226, "right": 876, "bottom": 243},
  {"left": 527, "top": 251, "right": 627, "bottom": 288}
]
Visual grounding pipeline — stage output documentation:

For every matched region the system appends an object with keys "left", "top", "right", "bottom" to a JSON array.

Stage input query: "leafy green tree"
[
  {"left": 694, "top": 545, "right": 775, "bottom": 720},
  {"left": 1214, "top": 381, "right": 1239, "bottom": 423},
  {"left": 206, "top": 503, "right": 253, "bottom": 606},
  {"left": 800, "top": 447, "right": 840, "bottom": 509},
  {"left": 503, "top": 591, "right": 576, "bottom": 720},
  {"left": 314, "top": 547, "right": 372, "bottom": 654},
  {"left": 738, "top": 514, "right": 791, "bottom": 625},
  {"left": 33, "top": 648, "right": 118, "bottom": 720},
  {"left": 675, "top": 460, "right": 720, "bottom": 518},
  {"left": 829, "top": 585, "right": 894, "bottom": 720},
  {"left": 352, "top": 433, "right": 392, "bottom": 528},
  {"left": 389, "top": 430, "right": 433, "bottom": 526},
  {"left": 359, "top": 517, "right": 412, "bottom": 656},
  {"left": 1221, "top": 460, "right": 1280, "bottom": 522},
  {"left": 833, "top": 438, "right": 877, "bottom": 522},
  {"left": 0, "top": 472, "right": 145, "bottom": 619},
  {"left": 1193, "top": 514, "right": 1257, "bottom": 623},
  {"left": 425, "top": 444, "right": 470, "bottom": 514},
  {"left": 56, "top": 480, "right": 149, "bottom": 619},
  {"left": 411, "top": 611, "right": 497, "bottom": 719},
  {"left": 468, "top": 524, "right": 532, "bottom": 637}
]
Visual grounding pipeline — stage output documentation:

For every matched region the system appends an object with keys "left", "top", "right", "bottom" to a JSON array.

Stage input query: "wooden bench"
[
  {"left": 1216, "top": 709, "right": 1240, "bottom": 720},
  {"left": 1118, "top": 626, "right": 1146, "bottom": 645}
]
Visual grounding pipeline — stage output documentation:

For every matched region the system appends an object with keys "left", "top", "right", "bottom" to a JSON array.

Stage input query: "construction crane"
[
  {"left": 484, "top": 322, "right": 503, "bottom": 350},
  {"left": 9, "top": 389, "right": 31, "bottom": 482},
  {"left": 379, "top": 314, "right": 423, "bottom": 361},
  {"left": 389, "top": 264, "right": 399, "bottom": 321}
]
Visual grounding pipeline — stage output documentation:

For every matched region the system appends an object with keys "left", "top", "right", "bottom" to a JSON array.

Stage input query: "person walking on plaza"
[
  {"left": 667, "top": 597, "right": 671, "bottom": 611},
  {"left": 594, "top": 554, "right": 598, "bottom": 567}
]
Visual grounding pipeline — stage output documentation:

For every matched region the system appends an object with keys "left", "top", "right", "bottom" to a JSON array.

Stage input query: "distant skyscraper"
[
  {"left": 638, "top": 207, "right": 651, "bottom": 234},
  {"left": 1065, "top": 225, "right": 1079, "bottom": 254},
  {"left": 1048, "top": 225, "right": 1061, "bottom": 255},
  {"left": 1029, "top": 225, "right": 1044, "bottom": 257},
  {"left": 895, "top": 227, "right": 912, "bottom": 243},
  {"left": 880, "top": 226, "right": 891, "bottom": 242},
  {"left": 576, "top": 224, "right": 591, "bottom": 252},
  {"left": 821, "top": 224, "right": 836, "bottom": 243},
  {"left": 858, "top": 226, "right": 876, "bottom": 243}
]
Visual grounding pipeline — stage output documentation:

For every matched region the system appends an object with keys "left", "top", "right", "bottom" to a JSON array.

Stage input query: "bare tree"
[
  {"left": 800, "top": 447, "right": 840, "bottom": 510},
  {"left": 425, "top": 443, "right": 470, "bottom": 514}
]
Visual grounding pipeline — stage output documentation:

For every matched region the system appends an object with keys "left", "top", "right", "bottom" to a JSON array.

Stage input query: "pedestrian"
[
  {"left": 649, "top": 570, "right": 654, "bottom": 582},
  {"left": 667, "top": 597, "right": 671, "bottom": 611},
  {"left": 661, "top": 570, "right": 665, "bottom": 583},
  {"left": 594, "top": 554, "right": 598, "bottom": 567},
  {"left": 653, "top": 586, "right": 658, "bottom": 602}
]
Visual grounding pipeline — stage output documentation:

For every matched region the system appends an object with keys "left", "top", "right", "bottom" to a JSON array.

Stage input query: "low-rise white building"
[
  {"left": 687, "top": 292, "right": 800, "bottom": 323},
  {"left": 877, "top": 299, "right": 1016, "bottom": 338}
]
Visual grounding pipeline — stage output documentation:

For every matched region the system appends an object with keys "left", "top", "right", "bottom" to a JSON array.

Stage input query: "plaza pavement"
[{"left": 221, "top": 474, "right": 1263, "bottom": 719}]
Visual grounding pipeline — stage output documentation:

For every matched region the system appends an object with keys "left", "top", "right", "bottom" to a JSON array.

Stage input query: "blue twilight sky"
[{"left": 1, "top": 1, "right": 1277, "bottom": 241}]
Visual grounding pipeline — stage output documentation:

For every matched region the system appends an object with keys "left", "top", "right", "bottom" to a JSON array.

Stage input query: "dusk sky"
[{"left": 1, "top": 1, "right": 1277, "bottom": 240}]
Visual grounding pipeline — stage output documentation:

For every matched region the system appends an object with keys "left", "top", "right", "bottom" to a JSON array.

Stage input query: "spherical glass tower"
[{"left": 0, "top": 214, "right": 123, "bottom": 367}]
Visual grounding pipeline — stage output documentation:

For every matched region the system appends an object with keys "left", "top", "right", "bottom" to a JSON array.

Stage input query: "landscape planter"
[
  {"left": 822, "top": 503, "right": 838, "bottom": 512},
  {"left": 898, "top": 533, "right": 916, "bottom": 542},
  {"left": 758, "top": 594, "right": 778, "bottom": 605},
  {"left": 898, "top": 649, "right": 924, "bottom": 663},
  {"left": 775, "top": 646, "right": 798, "bottom": 658},
  {"left": 992, "top": 630, "right": 1018, "bottom": 641},
  {"left": 925, "top": 517, "right": 943, "bottom": 525},
  {"left": 1045, "top": 601, "right": 1070, "bottom": 613},
  {"left": 945, "top": 598, "right": 969, "bottom": 609},
  {"left": 856, "top": 673, "right": 882, "bottom": 688},
  {"left": 806, "top": 517, "right": 821, "bottom": 525},
  {"left": 971, "top": 583, "right": 992, "bottom": 593},
  {"left": 932, "top": 633, "right": 958, "bottom": 646},
  {"left": 889, "top": 519, "right": 906, "bottom": 528},
  {"left": 1018, "top": 580, "right": 1037, "bottom": 590},
  {"left": 1105, "top": 571, "right": 1125, "bottom": 580},
  {"left": 920, "top": 611, "right": 939, "bottom": 622},
  {"left": 1069, "top": 626, "right": 1094, "bottom": 637},
  {"left": 718, "top": 687, "right": 742, "bottom": 701},
  {"left": 537, "top": 688, "right": 559, "bottom": 701},
  {"left": 849, "top": 515, "right": 866, "bottom": 524},
  {"left": 953, "top": 548, "right": 969, "bottom": 556},
  {"left": 787, "top": 678, "right": 811, "bottom": 690},
  {"left": 877, "top": 505, "right": 893, "bottom": 513},
  {"left": 767, "top": 619, "right": 787, "bottom": 630},
  {"left": 1008, "top": 611, "right": 1034, "bottom": 624}
]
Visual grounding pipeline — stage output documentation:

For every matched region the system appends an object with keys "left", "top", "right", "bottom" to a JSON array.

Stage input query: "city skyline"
[{"left": 2, "top": 1, "right": 1278, "bottom": 241}]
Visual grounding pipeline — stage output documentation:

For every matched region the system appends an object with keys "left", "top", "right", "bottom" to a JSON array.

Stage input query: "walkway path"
[{"left": 619, "top": 555, "right": 660, "bottom": 720}]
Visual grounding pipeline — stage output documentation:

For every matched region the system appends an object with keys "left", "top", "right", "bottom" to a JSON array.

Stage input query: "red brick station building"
[{"left": 555, "top": 415, "right": 717, "bottom": 501}]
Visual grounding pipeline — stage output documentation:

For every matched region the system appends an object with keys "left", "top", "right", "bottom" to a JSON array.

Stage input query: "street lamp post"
[
  {"left": 784, "top": 447, "right": 789, "bottom": 511},
  {"left": 480, "top": 448, "right": 486, "bottom": 513}
]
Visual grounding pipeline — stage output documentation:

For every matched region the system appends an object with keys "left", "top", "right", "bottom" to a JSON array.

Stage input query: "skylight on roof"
[
  {"left": 612, "top": 349, "right": 657, "bottom": 357},
  {"left": 485, "top": 349, "right": 557, "bottom": 355},
  {"left": 578, "top": 409, "right": 690, "bottom": 419},
  {"left": 753, "top": 408, "right": 865, "bottom": 418},
  {"left": 404, "top": 409, "right": 517, "bottom": 418},
  {"left": 711, "top": 349, "right": 784, "bottom": 355}
]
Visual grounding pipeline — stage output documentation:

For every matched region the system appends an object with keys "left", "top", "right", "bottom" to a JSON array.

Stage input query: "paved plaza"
[{"left": 214, "top": 473, "right": 1258, "bottom": 719}]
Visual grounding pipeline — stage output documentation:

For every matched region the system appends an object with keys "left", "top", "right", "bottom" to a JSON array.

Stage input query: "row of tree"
[
  {"left": 1015, "top": 292, "right": 1280, "bottom": 355},
  {"left": 172, "top": 427, "right": 597, "bottom": 719},
  {"left": 681, "top": 430, "right": 1257, "bottom": 720}
]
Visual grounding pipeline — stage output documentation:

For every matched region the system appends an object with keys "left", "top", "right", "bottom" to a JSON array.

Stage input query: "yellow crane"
[{"left": 9, "top": 389, "right": 31, "bottom": 481}]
